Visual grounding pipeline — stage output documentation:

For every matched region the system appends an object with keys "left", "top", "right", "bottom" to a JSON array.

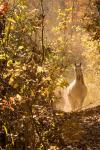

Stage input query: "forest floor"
[{"left": 37, "top": 104, "right": 100, "bottom": 150}]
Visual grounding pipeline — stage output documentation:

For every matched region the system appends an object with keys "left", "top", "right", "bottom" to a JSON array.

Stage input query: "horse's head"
[{"left": 74, "top": 63, "right": 83, "bottom": 80}]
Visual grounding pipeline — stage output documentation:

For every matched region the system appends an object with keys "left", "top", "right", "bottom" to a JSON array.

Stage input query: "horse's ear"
[
  {"left": 74, "top": 62, "right": 77, "bottom": 66},
  {"left": 80, "top": 62, "right": 82, "bottom": 67}
]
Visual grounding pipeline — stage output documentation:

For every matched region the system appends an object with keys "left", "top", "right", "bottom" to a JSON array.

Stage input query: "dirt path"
[{"left": 48, "top": 105, "right": 100, "bottom": 150}]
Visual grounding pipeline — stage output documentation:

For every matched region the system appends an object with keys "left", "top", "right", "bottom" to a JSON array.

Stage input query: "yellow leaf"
[
  {"left": 31, "top": 90, "right": 35, "bottom": 96},
  {"left": 37, "top": 66, "right": 43, "bottom": 73},
  {"left": 7, "top": 18, "right": 16, "bottom": 23},
  {"left": 18, "top": 46, "right": 24, "bottom": 50}
]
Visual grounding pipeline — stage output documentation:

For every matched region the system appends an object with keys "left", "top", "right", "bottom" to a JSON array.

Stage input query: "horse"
[
  {"left": 53, "top": 86, "right": 72, "bottom": 112},
  {"left": 67, "top": 63, "right": 87, "bottom": 111}
]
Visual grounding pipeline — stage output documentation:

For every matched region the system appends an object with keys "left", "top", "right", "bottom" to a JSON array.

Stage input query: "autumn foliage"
[
  {"left": 0, "top": 2, "right": 9, "bottom": 16},
  {"left": 0, "top": 0, "right": 99, "bottom": 149}
]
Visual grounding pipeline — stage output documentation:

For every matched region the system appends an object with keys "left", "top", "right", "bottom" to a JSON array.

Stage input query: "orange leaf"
[
  {"left": 10, "top": 97, "right": 15, "bottom": 103},
  {"left": 0, "top": 2, "right": 9, "bottom": 16}
]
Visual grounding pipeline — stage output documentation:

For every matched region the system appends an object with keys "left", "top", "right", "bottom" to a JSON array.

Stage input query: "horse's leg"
[
  {"left": 68, "top": 96, "right": 76, "bottom": 111},
  {"left": 76, "top": 99, "right": 83, "bottom": 111}
]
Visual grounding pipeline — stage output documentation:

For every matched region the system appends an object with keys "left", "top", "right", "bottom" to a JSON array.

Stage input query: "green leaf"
[{"left": 3, "top": 125, "right": 8, "bottom": 136}]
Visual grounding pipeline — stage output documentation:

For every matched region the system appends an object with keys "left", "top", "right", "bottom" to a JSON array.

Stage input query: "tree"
[{"left": 84, "top": 0, "right": 100, "bottom": 41}]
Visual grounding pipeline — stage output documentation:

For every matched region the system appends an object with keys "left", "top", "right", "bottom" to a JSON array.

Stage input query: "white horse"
[
  {"left": 54, "top": 63, "right": 87, "bottom": 112},
  {"left": 67, "top": 63, "right": 87, "bottom": 111},
  {"left": 53, "top": 86, "right": 72, "bottom": 112}
]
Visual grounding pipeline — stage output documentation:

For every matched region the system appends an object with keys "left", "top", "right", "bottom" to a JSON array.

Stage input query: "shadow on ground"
[{"left": 47, "top": 105, "right": 100, "bottom": 150}]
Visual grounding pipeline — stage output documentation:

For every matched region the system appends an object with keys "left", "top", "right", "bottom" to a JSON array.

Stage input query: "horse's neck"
[{"left": 75, "top": 73, "right": 85, "bottom": 84}]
